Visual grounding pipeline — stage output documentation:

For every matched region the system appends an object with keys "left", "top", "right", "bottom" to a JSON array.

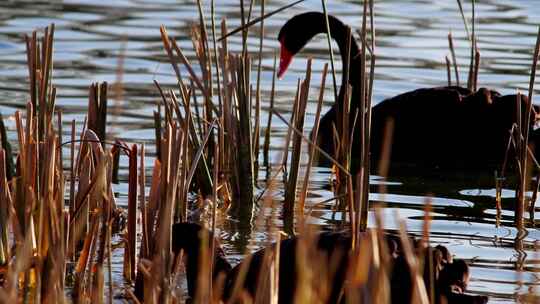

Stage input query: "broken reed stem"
[{"left": 445, "top": 56, "right": 452, "bottom": 86}]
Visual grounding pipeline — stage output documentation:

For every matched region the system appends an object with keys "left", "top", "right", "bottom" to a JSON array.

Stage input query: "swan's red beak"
[{"left": 278, "top": 42, "right": 293, "bottom": 79}]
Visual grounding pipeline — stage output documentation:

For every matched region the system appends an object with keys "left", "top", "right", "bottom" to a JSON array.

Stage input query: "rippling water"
[{"left": 1, "top": 0, "right": 539, "bottom": 303}]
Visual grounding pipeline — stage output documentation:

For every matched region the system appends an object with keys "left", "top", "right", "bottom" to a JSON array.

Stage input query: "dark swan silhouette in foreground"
[
  {"left": 171, "top": 222, "right": 488, "bottom": 304},
  {"left": 277, "top": 12, "right": 540, "bottom": 171}
]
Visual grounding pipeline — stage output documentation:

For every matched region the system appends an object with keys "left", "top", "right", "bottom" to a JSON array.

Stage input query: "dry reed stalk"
[
  {"left": 219, "top": 0, "right": 304, "bottom": 42},
  {"left": 263, "top": 54, "right": 277, "bottom": 168},
  {"left": 367, "top": 0, "right": 376, "bottom": 100},
  {"left": 154, "top": 124, "right": 180, "bottom": 303},
  {"left": 271, "top": 232, "right": 281, "bottom": 304},
  {"left": 358, "top": 0, "right": 376, "bottom": 235},
  {"left": 447, "top": 32, "right": 460, "bottom": 87},
  {"left": 272, "top": 111, "right": 349, "bottom": 175},
  {"left": 227, "top": 253, "right": 255, "bottom": 303},
  {"left": 227, "top": 50, "right": 256, "bottom": 220},
  {"left": 191, "top": 9, "right": 216, "bottom": 167},
  {"left": 466, "top": 0, "right": 476, "bottom": 90},
  {"left": 159, "top": 27, "right": 214, "bottom": 197},
  {"left": 252, "top": 0, "right": 266, "bottom": 178},
  {"left": 445, "top": 56, "right": 452, "bottom": 86},
  {"left": 298, "top": 64, "right": 328, "bottom": 220},
  {"left": 398, "top": 217, "right": 430, "bottom": 304},
  {"left": 422, "top": 198, "right": 435, "bottom": 302},
  {"left": 472, "top": 50, "right": 480, "bottom": 91},
  {"left": 134, "top": 158, "right": 163, "bottom": 301},
  {"left": 210, "top": 0, "right": 224, "bottom": 187},
  {"left": 280, "top": 78, "right": 301, "bottom": 182},
  {"left": 88, "top": 82, "right": 108, "bottom": 145},
  {"left": 125, "top": 144, "right": 138, "bottom": 281},
  {"left": 494, "top": 170, "right": 502, "bottom": 226},
  {"left": 2, "top": 24, "right": 88, "bottom": 303},
  {"left": 0, "top": 113, "right": 14, "bottom": 182},
  {"left": 321, "top": 0, "right": 339, "bottom": 104},
  {"left": 505, "top": 25, "right": 540, "bottom": 236},
  {"left": 0, "top": 150, "right": 10, "bottom": 266},
  {"left": 284, "top": 59, "right": 312, "bottom": 217},
  {"left": 456, "top": 0, "right": 471, "bottom": 38},
  {"left": 292, "top": 227, "right": 317, "bottom": 303},
  {"left": 335, "top": 27, "right": 353, "bottom": 216},
  {"left": 209, "top": 127, "right": 220, "bottom": 302}
]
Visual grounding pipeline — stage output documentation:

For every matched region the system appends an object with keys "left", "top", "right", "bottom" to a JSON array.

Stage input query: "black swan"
[
  {"left": 278, "top": 12, "right": 540, "bottom": 170},
  {"left": 171, "top": 222, "right": 488, "bottom": 304}
]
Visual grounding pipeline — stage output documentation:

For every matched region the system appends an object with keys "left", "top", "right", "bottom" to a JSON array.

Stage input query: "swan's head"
[{"left": 277, "top": 12, "right": 327, "bottom": 78}]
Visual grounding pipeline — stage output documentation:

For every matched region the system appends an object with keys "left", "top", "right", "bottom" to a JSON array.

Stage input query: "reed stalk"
[
  {"left": 445, "top": 56, "right": 452, "bottom": 86},
  {"left": 447, "top": 32, "right": 460, "bottom": 87},
  {"left": 263, "top": 55, "right": 277, "bottom": 168},
  {"left": 252, "top": 0, "right": 266, "bottom": 178},
  {"left": 88, "top": 82, "right": 108, "bottom": 145},
  {"left": 284, "top": 59, "right": 312, "bottom": 217},
  {"left": 358, "top": 0, "right": 376, "bottom": 235},
  {"left": 298, "top": 64, "right": 328, "bottom": 221}
]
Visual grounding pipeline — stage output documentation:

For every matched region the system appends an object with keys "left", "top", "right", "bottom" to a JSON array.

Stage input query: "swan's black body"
[
  {"left": 278, "top": 12, "right": 540, "bottom": 171},
  {"left": 171, "top": 222, "right": 488, "bottom": 304}
]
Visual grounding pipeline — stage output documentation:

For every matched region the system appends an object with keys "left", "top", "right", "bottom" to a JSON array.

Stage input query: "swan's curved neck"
[{"left": 323, "top": 16, "right": 361, "bottom": 107}]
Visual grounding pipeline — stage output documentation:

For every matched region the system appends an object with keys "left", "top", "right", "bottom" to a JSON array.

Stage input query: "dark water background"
[{"left": 0, "top": 0, "right": 539, "bottom": 302}]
